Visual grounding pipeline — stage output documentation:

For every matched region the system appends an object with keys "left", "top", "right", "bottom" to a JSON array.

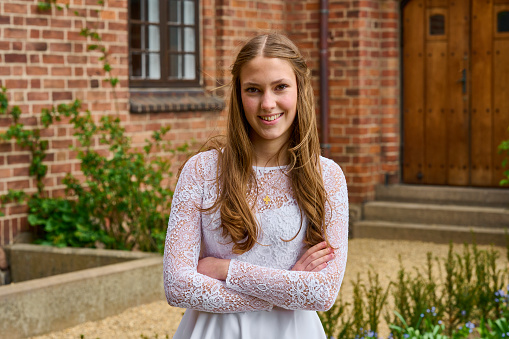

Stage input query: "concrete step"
[
  {"left": 353, "top": 220, "right": 508, "bottom": 247},
  {"left": 375, "top": 185, "right": 509, "bottom": 208},
  {"left": 364, "top": 201, "right": 509, "bottom": 228}
]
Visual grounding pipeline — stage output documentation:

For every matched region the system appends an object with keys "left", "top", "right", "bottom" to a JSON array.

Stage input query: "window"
[
  {"left": 129, "top": 0, "right": 200, "bottom": 87},
  {"left": 429, "top": 14, "right": 445, "bottom": 36},
  {"left": 498, "top": 11, "right": 509, "bottom": 33}
]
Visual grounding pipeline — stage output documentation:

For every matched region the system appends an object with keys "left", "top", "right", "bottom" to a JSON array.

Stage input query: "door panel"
[
  {"left": 402, "top": 0, "right": 509, "bottom": 187},
  {"left": 471, "top": 0, "right": 494, "bottom": 186},
  {"left": 446, "top": 0, "right": 470, "bottom": 185},
  {"left": 402, "top": 0, "right": 426, "bottom": 184},
  {"left": 425, "top": 39, "right": 448, "bottom": 184}
]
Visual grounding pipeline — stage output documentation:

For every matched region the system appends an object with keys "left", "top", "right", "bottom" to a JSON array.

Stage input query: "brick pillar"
[{"left": 327, "top": 0, "right": 400, "bottom": 205}]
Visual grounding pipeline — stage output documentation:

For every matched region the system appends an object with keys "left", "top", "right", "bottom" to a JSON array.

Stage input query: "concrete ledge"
[
  {"left": 3, "top": 244, "right": 158, "bottom": 282},
  {"left": 353, "top": 220, "right": 508, "bottom": 246},
  {"left": 376, "top": 184, "right": 509, "bottom": 207},
  {"left": 364, "top": 201, "right": 509, "bottom": 227},
  {"left": 0, "top": 246, "right": 165, "bottom": 339}
]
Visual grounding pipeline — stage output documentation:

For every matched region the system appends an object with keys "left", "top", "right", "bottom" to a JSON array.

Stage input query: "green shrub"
[
  {"left": 0, "top": 89, "right": 187, "bottom": 253},
  {"left": 319, "top": 242, "right": 508, "bottom": 339}
]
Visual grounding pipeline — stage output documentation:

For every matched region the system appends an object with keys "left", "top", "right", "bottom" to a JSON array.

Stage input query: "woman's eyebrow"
[{"left": 242, "top": 78, "right": 290, "bottom": 87}]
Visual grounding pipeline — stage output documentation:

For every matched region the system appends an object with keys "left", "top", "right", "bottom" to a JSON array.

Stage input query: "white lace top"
[{"left": 163, "top": 150, "right": 348, "bottom": 313}]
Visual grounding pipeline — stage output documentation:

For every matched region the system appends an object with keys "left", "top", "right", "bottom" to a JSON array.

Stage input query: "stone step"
[
  {"left": 364, "top": 201, "right": 509, "bottom": 228},
  {"left": 353, "top": 220, "right": 508, "bottom": 247},
  {"left": 375, "top": 184, "right": 509, "bottom": 208}
]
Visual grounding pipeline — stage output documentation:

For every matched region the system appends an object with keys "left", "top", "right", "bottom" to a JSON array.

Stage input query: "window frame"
[{"left": 128, "top": 0, "right": 201, "bottom": 88}]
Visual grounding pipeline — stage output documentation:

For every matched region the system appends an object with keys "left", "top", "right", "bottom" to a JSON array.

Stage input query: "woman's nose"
[{"left": 261, "top": 92, "right": 276, "bottom": 111}]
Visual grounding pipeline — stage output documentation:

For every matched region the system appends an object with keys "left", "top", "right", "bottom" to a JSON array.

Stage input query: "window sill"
[{"left": 129, "top": 88, "right": 225, "bottom": 113}]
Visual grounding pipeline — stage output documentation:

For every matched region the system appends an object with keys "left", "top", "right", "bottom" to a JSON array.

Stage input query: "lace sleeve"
[
  {"left": 163, "top": 153, "right": 273, "bottom": 313},
  {"left": 225, "top": 160, "right": 348, "bottom": 311}
]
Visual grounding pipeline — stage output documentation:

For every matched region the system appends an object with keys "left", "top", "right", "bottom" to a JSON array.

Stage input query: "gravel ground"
[{"left": 31, "top": 239, "right": 508, "bottom": 339}]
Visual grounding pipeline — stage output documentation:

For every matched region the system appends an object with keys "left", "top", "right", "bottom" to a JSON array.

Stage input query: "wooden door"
[{"left": 402, "top": 0, "right": 509, "bottom": 187}]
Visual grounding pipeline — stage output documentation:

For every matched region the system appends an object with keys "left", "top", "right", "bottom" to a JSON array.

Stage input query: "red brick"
[
  {"left": 26, "top": 17, "right": 48, "bottom": 26},
  {"left": 31, "top": 79, "right": 41, "bottom": 88},
  {"left": 19, "top": 216, "right": 29, "bottom": 233},
  {"left": 4, "top": 28, "right": 27, "bottom": 39},
  {"left": 26, "top": 66, "right": 48, "bottom": 76},
  {"left": 26, "top": 42, "right": 48, "bottom": 51},
  {"left": 0, "top": 15, "right": 10, "bottom": 25},
  {"left": 52, "top": 139, "right": 73, "bottom": 149},
  {"left": 51, "top": 67, "right": 72, "bottom": 76},
  {"left": 27, "top": 92, "right": 49, "bottom": 101},
  {"left": 67, "top": 31, "right": 87, "bottom": 41},
  {"left": 12, "top": 16, "right": 24, "bottom": 25},
  {"left": 30, "top": 55, "right": 40, "bottom": 63},
  {"left": 108, "top": 22, "right": 127, "bottom": 31},
  {"left": 30, "top": 29, "right": 40, "bottom": 39},
  {"left": 50, "top": 163, "right": 72, "bottom": 174},
  {"left": 5, "top": 79, "right": 28, "bottom": 89},
  {"left": 5, "top": 54, "right": 27, "bottom": 63},
  {"left": 0, "top": 41, "right": 9, "bottom": 50},
  {"left": 19, "top": 117, "right": 37, "bottom": 126},
  {"left": 12, "top": 41, "right": 21, "bottom": 51},
  {"left": 68, "top": 79, "right": 88, "bottom": 88},
  {"left": 50, "top": 42, "right": 72, "bottom": 52},
  {"left": 52, "top": 91, "right": 73, "bottom": 101},
  {"left": 42, "top": 55, "right": 65, "bottom": 64},
  {"left": 4, "top": 3, "right": 28, "bottom": 14},
  {"left": 9, "top": 204, "right": 28, "bottom": 216},
  {"left": 50, "top": 19, "right": 72, "bottom": 28},
  {"left": 67, "top": 55, "right": 87, "bottom": 64},
  {"left": 7, "top": 180, "right": 30, "bottom": 190},
  {"left": 43, "top": 30, "right": 64, "bottom": 39},
  {"left": 43, "top": 79, "right": 65, "bottom": 88}
]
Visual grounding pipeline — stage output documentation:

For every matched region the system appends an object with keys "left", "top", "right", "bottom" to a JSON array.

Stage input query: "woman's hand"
[
  {"left": 197, "top": 257, "right": 231, "bottom": 281},
  {"left": 291, "top": 241, "right": 334, "bottom": 272}
]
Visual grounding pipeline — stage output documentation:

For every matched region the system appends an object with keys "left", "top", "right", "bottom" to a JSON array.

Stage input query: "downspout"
[{"left": 320, "top": 0, "right": 331, "bottom": 158}]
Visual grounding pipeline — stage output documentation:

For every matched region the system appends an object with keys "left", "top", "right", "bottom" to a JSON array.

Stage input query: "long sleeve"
[
  {"left": 225, "top": 160, "right": 348, "bottom": 311},
  {"left": 163, "top": 153, "right": 273, "bottom": 313}
]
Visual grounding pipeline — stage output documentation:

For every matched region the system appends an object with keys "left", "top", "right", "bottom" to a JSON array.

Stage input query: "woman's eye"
[
  {"left": 245, "top": 87, "right": 259, "bottom": 93},
  {"left": 275, "top": 84, "right": 288, "bottom": 91}
]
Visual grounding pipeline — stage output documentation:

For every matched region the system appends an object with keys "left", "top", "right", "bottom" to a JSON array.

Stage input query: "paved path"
[{"left": 31, "top": 239, "right": 508, "bottom": 339}]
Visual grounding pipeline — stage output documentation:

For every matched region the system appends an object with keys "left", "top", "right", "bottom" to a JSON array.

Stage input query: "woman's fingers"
[{"left": 292, "top": 241, "right": 335, "bottom": 272}]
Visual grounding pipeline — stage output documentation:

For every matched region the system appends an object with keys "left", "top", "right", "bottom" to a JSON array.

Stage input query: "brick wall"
[{"left": 0, "top": 0, "right": 401, "bottom": 245}]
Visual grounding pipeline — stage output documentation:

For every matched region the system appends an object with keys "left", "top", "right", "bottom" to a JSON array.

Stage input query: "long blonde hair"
[{"left": 201, "top": 33, "right": 328, "bottom": 254}]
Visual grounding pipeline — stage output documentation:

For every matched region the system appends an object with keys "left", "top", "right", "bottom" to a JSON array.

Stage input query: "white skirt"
[{"left": 173, "top": 307, "right": 327, "bottom": 339}]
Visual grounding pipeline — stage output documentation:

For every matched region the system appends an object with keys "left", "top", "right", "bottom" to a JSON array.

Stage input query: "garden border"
[{"left": 0, "top": 244, "right": 165, "bottom": 339}]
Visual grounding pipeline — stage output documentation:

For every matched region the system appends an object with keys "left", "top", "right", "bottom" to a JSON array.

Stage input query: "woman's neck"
[{"left": 251, "top": 140, "right": 289, "bottom": 167}]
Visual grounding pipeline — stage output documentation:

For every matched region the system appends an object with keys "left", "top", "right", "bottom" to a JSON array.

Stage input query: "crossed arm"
[{"left": 163, "top": 153, "right": 348, "bottom": 313}]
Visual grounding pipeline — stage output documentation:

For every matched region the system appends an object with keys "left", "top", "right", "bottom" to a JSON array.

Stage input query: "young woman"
[{"left": 163, "top": 33, "right": 349, "bottom": 339}]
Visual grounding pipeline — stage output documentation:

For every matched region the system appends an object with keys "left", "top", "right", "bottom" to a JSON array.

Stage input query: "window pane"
[
  {"left": 498, "top": 11, "right": 509, "bottom": 32},
  {"left": 130, "top": 24, "right": 143, "bottom": 50},
  {"left": 183, "top": 54, "right": 195, "bottom": 79},
  {"left": 130, "top": 0, "right": 142, "bottom": 20},
  {"left": 184, "top": 27, "right": 195, "bottom": 52},
  {"left": 430, "top": 14, "right": 445, "bottom": 35},
  {"left": 169, "top": 0, "right": 181, "bottom": 23},
  {"left": 169, "top": 54, "right": 182, "bottom": 78},
  {"left": 148, "top": 25, "right": 160, "bottom": 51},
  {"left": 147, "top": 0, "right": 159, "bottom": 23},
  {"left": 183, "top": 0, "right": 195, "bottom": 25},
  {"left": 147, "top": 53, "right": 161, "bottom": 79},
  {"left": 131, "top": 53, "right": 142, "bottom": 77},
  {"left": 169, "top": 27, "right": 181, "bottom": 51}
]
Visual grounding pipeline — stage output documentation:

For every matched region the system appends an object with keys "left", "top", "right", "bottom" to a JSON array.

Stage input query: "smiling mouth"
[{"left": 259, "top": 113, "right": 283, "bottom": 122}]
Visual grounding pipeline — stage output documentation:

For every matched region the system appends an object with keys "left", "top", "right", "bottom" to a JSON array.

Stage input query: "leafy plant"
[
  {"left": 499, "top": 125, "right": 509, "bottom": 186},
  {"left": 0, "top": 88, "right": 186, "bottom": 252},
  {"left": 318, "top": 295, "right": 352, "bottom": 339}
]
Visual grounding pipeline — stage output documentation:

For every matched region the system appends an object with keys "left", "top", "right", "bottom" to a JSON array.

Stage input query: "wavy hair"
[{"left": 202, "top": 33, "right": 328, "bottom": 254}]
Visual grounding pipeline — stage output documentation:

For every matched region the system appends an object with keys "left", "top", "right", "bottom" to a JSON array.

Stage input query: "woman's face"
[{"left": 239, "top": 56, "right": 298, "bottom": 149}]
